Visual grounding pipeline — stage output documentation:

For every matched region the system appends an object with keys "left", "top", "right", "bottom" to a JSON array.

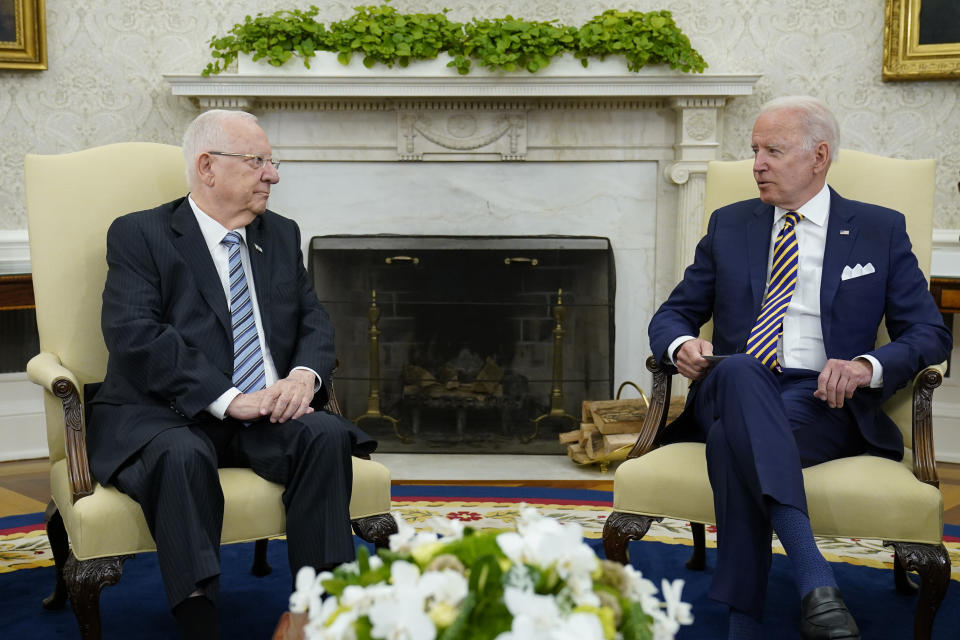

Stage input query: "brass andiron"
[
  {"left": 526, "top": 288, "right": 577, "bottom": 442},
  {"left": 353, "top": 290, "right": 411, "bottom": 443}
]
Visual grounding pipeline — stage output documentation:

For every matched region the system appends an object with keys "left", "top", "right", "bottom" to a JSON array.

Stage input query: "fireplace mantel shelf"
[{"left": 165, "top": 71, "right": 761, "bottom": 100}]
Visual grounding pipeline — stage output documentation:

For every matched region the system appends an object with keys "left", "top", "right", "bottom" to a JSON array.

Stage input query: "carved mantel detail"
[{"left": 399, "top": 110, "right": 527, "bottom": 160}]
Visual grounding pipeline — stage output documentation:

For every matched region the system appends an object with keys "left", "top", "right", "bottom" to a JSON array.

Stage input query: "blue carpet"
[{"left": 2, "top": 486, "right": 958, "bottom": 638}]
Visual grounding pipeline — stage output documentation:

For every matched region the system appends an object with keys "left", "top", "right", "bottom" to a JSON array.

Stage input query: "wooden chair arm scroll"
[
  {"left": 626, "top": 356, "right": 675, "bottom": 460},
  {"left": 911, "top": 363, "right": 945, "bottom": 488},
  {"left": 26, "top": 352, "right": 94, "bottom": 503}
]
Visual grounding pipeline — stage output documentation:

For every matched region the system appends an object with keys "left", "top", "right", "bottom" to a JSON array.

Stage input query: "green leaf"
[
  {"left": 621, "top": 601, "right": 655, "bottom": 640},
  {"left": 468, "top": 555, "right": 504, "bottom": 598},
  {"left": 353, "top": 616, "right": 374, "bottom": 640}
]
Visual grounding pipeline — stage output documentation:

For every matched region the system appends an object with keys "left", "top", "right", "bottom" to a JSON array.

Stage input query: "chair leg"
[
  {"left": 601, "top": 511, "right": 658, "bottom": 564},
  {"left": 251, "top": 539, "right": 272, "bottom": 576},
  {"left": 686, "top": 522, "right": 707, "bottom": 570},
  {"left": 893, "top": 548, "right": 919, "bottom": 595},
  {"left": 42, "top": 501, "right": 69, "bottom": 610},
  {"left": 888, "top": 541, "right": 950, "bottom": 640},
  {"left": 352, "top": 514, "right": 399, "bottom": 548},
  {"left": 63, "top": 552, "right": 131, "bottom": 640}
]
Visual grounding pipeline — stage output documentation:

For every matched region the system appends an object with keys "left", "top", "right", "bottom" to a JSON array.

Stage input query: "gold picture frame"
[
  {"left": 883, "top": 0, "right": 960, "bottom": 80},
  {"left": 0, "top": 0, "right": 46, "bottom": 70}
]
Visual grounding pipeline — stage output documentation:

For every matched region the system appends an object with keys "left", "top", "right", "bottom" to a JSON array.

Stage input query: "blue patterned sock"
[
  {"left": 769, "top": 502, "right": 837, "bottom": 597},
  {"left": 728, "top": 607, "right": 761, "bottom": 639}
]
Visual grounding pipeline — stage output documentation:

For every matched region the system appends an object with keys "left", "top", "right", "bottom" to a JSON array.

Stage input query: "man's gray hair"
[
  {"left": 758, "top": 96, "right": 839, "bottom": 162},
  {"left": 182, "top": 110, "right": 259, "bottom": 188}
]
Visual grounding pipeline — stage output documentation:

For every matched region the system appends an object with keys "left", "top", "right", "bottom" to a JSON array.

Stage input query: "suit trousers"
[
  {"left": 691, "top": 354, "right": 867, "bottom": 619},
  {"left": 112, "top": 410, "right": 356, "bottom": 608}
]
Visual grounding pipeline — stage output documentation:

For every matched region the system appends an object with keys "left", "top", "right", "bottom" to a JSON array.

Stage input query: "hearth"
[{"left": 310, "top": 235, "right": 614, "bottom": 453}]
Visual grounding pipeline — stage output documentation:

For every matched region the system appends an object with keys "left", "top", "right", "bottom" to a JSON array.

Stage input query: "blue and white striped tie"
[
  {"left": 745, "top": 211, "right": 802, "bottom": 373},
  {"left": 221, "top": 231, "right": 266, "bottom": 394}
]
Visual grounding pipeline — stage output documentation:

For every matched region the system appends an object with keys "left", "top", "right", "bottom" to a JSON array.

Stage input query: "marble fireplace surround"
[{"left": 165, "top": 70, "right": 760, "bottom": 392}]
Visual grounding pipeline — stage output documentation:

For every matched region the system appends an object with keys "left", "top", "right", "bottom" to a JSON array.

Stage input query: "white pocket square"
[{"left": 841, "top": 262, "right": 875, "bottom": 281}]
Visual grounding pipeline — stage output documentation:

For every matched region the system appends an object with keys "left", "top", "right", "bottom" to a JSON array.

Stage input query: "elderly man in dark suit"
[
  {"left": 87, "top": 109, "right": 375, "bottom": 638},
  {"left": 648, "top": 96, "right": 951, "bottom": 639}
]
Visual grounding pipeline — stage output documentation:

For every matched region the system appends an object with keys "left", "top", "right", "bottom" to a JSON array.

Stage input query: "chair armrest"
[
  {"left": 626, "top": 356, "right": 675, "bottom": 460},
  {"left": 321, "top": 360, "right": 373, "bottom": 461},
  {"left": 323, "top": 358, "right": 346, "bottom": 419},
  {"left": 26, "top": 351, "right": 79, "bottom": 393},
  {"left": 911, "top": 362, "right": 946, "bottom": 488},
  {"left": 324, "top": 374, "right": 344, "bottom": 418},
  {"left": 25, "top": 352, "right": 94, "bottom": 503}
]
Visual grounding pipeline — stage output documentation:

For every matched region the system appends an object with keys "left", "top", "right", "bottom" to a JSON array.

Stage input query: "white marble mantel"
[
  {"left": 165, "top": 68, "right": 760, "bottom": 391},
  {"left": 164, "top": 70, "right": 761, "bottom": 100}
]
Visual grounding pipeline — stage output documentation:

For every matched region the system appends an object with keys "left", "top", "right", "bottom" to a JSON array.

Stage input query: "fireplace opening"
[{"left": 310, "top": 235, "right": 614, "bottom": 454}]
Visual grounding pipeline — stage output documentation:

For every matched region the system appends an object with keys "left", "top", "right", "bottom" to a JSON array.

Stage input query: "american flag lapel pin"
[{"left": 839, "top": 230, "right": 850, "bottom": 235}]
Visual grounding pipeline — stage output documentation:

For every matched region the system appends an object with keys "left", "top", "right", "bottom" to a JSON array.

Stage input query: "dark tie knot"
[
  {"left": 221, "top": 231, "right": 242, "bottom": 247},
  {"left": 784, "top": 211, "right": 802, "bottom": 228}
]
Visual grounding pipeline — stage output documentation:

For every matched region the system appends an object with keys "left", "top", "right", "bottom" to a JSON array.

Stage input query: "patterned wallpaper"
[{"left": 0, "top": 0, "right": 958, "bottom": 230}]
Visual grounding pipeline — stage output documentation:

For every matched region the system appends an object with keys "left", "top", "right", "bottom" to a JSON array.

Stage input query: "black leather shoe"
[{"left": 800, "top": 587, "right": 860, "bottom": 639}]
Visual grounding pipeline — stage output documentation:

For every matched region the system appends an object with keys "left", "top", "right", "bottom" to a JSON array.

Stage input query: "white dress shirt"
[
  {"left": 668, "top": 184, "right": 883, "bottom": 386},
  {"left": 188, "top": 196, "right": 320, "bottom": 419}
]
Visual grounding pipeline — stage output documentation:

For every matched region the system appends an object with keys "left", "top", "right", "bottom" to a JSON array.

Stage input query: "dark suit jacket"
[
  {"left": 88, "top": 196, "right": 341, "bottom": 483},
  {"left": 649, "top": 187, "right": 952, "bottom": 459}
]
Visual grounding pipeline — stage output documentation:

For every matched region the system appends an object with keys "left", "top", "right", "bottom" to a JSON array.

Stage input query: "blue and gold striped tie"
[
  {"left": 745, "top": 211, "right": 802, "bottom": 373},
  {"left": 221, "top": 231, "right": 266, "bottom": 394}
]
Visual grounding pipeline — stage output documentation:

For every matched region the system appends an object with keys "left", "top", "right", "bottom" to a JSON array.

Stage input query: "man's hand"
[
  {"left": 814, "top": 358, "right": 873, "bottom": 409},
  {"left": 226, "top": 369, "right": 317, "bottom": 423},
  {"left": 674, "top": 338, "right": 715, "bottom": 381}
]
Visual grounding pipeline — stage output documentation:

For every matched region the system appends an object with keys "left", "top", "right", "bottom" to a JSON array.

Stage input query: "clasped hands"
[
  {"left": 674, "top": 339, "right": 873, "bottom": 409},
  {"left": 225, "top": 369, "right": 317, "bottom": 423}
]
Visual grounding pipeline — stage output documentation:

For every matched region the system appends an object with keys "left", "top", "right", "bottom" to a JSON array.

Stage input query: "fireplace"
[{"left": 311, "top": 235, "right": 613, "bottom": 453}]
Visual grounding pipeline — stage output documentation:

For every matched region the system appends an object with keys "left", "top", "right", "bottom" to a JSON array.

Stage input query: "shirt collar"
[
  {"left": 187, "top": 194, "right": 248, "bottom": 252},
  {"left": 775, "top": 182, "right": 830, "bottom": 227}
]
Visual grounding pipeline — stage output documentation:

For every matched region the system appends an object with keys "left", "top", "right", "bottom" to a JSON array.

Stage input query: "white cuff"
[
  {"left": 666, "top": 336, "right": 698, "bottom": 365},
  {"left": 291, "top": 366, "right": 323, "bottom": 392},
  {"left": 207, "top": 387, "right": 242, "bottom": 420},
  {"left": 856, "top": 354, "right": 884, "bottom": 388}
]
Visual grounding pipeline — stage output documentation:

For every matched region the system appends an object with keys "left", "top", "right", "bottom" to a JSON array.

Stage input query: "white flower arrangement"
[{"left": 290, "top": 506, "right": 692, "bottom": 640}]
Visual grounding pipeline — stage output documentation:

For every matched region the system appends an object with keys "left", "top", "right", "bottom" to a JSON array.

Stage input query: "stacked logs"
[{"left": 560, "top": 396, "right": 687, "bottom": 466}]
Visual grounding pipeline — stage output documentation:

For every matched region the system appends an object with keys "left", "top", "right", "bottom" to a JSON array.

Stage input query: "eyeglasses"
[{"left": 207, "top": 151, "right": 280, "bottom": 172}]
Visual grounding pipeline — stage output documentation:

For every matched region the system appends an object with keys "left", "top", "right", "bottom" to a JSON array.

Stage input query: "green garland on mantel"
[{"left": 203, "top": 3, "right": 708, "bottom": 76}]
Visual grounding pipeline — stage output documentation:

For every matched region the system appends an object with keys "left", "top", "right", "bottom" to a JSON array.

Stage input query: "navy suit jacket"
[
  {"left": 649, "top": 187, "right": 952, "bottom": 459},
  {"left": 88, "top": 197, "right": 340, "bottom": 483}
]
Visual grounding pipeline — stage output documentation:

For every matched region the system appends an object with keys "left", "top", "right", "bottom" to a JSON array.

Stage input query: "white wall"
[{"left": 0, "top": 373, "right": 47, "bottom": 461}]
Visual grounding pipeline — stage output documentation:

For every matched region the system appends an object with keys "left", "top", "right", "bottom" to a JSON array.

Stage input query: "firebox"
[{"left": 309, "top": 235, "right": 614, "bottom": 454}]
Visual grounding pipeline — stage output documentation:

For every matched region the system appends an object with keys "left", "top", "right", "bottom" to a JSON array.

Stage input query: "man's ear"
[
  {"left": 196, "top": 153, "right": 216, "bottom": 186},
  {"left": 812, "top": 141, "right": 830, "bottom": 175}
]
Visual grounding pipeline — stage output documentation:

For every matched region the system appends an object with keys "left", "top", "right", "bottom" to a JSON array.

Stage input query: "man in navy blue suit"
[
  {"left": 88, "top": 110, "right": 376, "bottom": 638},
  {"left": 648, "top": 96, "right": 951, "bottom": 639}
]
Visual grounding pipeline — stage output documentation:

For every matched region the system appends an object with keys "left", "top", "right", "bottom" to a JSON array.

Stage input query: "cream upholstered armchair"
[
  {"left": 602, "top": 150, "right": 949, "bottom": 639},
  {"left": 24, "top": 142, "right": 397, "bottom": 639}
]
